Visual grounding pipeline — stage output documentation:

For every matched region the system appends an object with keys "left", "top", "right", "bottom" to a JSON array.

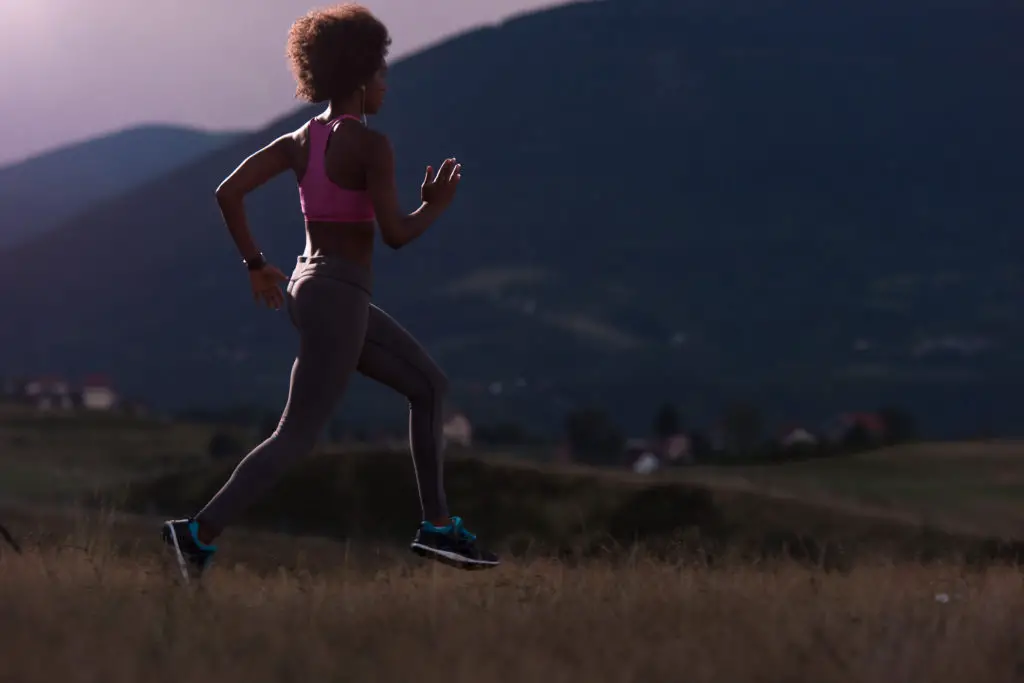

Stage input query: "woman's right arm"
[
  {"left": 366, "top": 133, "right": 459, "bottom": 250},
  {"left": 215, "top": 134, "right": 292, "bottom": 309},
  {"left": 215, "top": 134, "right": 294, "bottom": 262}
]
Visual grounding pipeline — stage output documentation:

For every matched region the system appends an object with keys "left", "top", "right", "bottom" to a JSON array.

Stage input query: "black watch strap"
[{"left": 244, "top": 252, "right": 267, "bottom": 271}]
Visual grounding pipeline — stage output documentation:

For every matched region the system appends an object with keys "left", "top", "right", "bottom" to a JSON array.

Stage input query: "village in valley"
[
  {"left": 0, "top": 371, "right": 904, "bottom": 475},
  {"left": 2, "top": 375, "right": 122, "bottom": 413},
  {"left": 619, "top": 411, "right": 893, "bottom": 474}
]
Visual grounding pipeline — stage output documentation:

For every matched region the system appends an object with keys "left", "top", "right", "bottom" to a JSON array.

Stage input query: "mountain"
[
  {"left": 0, "top": 125, "right": 242, "bottom": 247},
  {"left": 0, "top": 0, "right": 1021, "bottom": 437}
]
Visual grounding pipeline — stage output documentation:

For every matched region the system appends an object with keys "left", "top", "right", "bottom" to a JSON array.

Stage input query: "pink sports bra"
[{"left": 298, "top": 115, "right": 376, "bottom": 223}]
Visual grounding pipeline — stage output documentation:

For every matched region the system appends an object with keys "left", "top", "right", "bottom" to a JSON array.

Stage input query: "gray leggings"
[{"left": 195, "top": 256, "right": 449, "bottom": 535}]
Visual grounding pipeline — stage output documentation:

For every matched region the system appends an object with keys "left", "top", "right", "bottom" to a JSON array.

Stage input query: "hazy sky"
[{"left": 0, "top": 0, "right": 564, "bottom": 166}]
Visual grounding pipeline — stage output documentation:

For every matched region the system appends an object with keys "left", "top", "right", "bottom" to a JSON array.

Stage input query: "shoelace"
[{"left": 449, "top": 516, "right": 476, "bottom": 541}]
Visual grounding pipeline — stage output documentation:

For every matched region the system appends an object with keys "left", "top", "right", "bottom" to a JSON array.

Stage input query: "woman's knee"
[{"left": 408, "top": 364, "right": 448, "bottom": 407}]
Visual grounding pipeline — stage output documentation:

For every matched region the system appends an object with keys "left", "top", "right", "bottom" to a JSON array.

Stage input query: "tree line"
[{"left": 196, "top": 400, "right": 919, "bottom": 467}]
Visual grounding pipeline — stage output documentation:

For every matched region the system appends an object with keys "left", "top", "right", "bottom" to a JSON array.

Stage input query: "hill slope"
[
  {"left": 0, "top": 0, "right": 1021, "bottom": 435},
  {"left": 0, "top": 125, "right": 241, "bottom": 247},
  {"left": 115, "top": 445, "right": 1024, "bottom": 561}
]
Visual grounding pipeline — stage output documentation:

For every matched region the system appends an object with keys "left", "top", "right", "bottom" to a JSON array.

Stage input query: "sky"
[{"left": 0, "top": 0, "right": 565, "bottom": 166}]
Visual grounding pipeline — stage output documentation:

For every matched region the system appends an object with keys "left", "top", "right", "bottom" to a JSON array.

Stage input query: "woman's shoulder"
[
  {"left": 357, "top": 126, "right": 393, "bottom": 160},
  {"left": 277, "top": 125, "right": 311, "bottom": 168},
  {"left": 290, "top": 120, "right": 314, "bottom": 143},
  {"left": 357, "top": 123, "right": 388, "bottom": 143}
]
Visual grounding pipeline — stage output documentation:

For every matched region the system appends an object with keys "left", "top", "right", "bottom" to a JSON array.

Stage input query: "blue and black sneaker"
[
  {"left": 161, "top": 518, "right": 217, "bottom": 584},
  {"left": 410, "top": 516, "right": 499, "bottom": 570}
]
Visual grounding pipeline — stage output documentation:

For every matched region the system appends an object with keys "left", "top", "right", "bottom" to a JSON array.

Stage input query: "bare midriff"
[{"left": 303, "top": 220, "right": 376, "bottom": 269}]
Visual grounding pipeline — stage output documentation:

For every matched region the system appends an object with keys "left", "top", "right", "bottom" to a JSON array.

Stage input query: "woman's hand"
[
  {"left": 420, "top": 157, "right": 462, "bottom": 208},
  {"left": 249, "top": 264, "right": 288, "bottom": 310}
]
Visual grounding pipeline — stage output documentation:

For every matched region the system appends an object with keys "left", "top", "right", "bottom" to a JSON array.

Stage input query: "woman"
[{"left": 161, "top": 3, "right": 498, "bottom": 582}]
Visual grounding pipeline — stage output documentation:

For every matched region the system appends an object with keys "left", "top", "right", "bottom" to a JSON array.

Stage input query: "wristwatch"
[{"left": 243, "top": 252, "right": 267, "bottom": 271}]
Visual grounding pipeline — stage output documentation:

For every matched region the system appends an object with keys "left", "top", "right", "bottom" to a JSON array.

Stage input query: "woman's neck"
[{"left": 325, "top": 96, "right": 363, "bottom": 122}]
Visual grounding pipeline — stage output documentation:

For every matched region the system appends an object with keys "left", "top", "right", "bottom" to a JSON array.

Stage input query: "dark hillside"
[{"left": 0, "top": 0, "right": 1020, "bottom": 435}]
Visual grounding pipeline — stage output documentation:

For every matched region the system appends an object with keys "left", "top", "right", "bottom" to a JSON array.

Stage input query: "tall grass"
[{"left": 1, "top": 515, "right": 1023, "bottom": 683}]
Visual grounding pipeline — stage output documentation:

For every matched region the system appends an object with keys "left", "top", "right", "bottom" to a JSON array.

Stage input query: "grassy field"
[
  {"left": 1, "top": 513, "right": 1023, "bottom": 683},
  {"left": 4, "top": 419, "right": 1024, "bottom": 681},
  {"left": 5, "top": 415, "right": 1024, "bottom": 554},
  {"left": 4, "top": 413, "right": 1024, "bottom": 519},
  {"left": 472, "top": 440, "right": 1024, "bottom": 539},
  {"left": 101, "top": 442, "right": 1024, "bottom": 568},
  {"left": 673, "top": 441, "right": 1024, "bottom": 538},
  {"left": 0, "top": 414, "right": 235, "bottom": 502}
]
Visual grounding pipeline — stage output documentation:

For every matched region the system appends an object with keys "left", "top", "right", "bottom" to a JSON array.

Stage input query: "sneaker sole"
[
  {"left": 162, "top": 522, "right": 193, "bottom": 585},
  {"left": 410, "top": 542, "right": 500, "bottom": 571}
]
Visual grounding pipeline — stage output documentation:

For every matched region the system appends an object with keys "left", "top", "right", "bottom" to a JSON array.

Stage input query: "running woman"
[{"left": 161, "top": 3, "right": 499, "bottom": 582}]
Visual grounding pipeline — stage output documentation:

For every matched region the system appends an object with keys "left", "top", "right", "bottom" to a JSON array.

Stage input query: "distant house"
[
  {"left": 621, "top": 434, "right": 694, "bottom": 472},
  {"left": 781, "top": 427, "right": 819, "bottom": 449},
  {"left": 80, "top": 375, "right": 118, "bottom": 411},
  {"left": 633, "top": 451, "right": 661, "bottom": 475},
  {"left": 443, "top": 411, "right": 473, "bottom": 448},
  {"left": 624, "top": 438, "right": 661, "bottom": 473},
  {"left": 22, "top": 376, "right": 73, "bottom": 411},
  {"left": 661, "top": 433, "right": 693, "bottom": 465}
]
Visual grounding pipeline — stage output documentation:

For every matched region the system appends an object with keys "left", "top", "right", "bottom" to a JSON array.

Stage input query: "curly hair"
[{"left": 286, "top": 4, "right": 391, "bottom": 103}]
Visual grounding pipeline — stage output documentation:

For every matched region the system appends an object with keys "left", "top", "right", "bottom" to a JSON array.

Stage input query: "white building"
[
  {"left": 443, "top": 412, "right": 473, "bottom": 448},
  {"left": 662, "top": 433, "right": 693, "bottom": 464},
  {"left": 24, "top": 377, "right": 73, "bottom": 411},
  {"left": 781, "top": 428, "right": 818, "bottom": 449},
  {"left": 633, "top": 452, "right": 661, "bottom": 475},
  {"left": 80, "top": 375, "right": 118, "bottom": 411}
]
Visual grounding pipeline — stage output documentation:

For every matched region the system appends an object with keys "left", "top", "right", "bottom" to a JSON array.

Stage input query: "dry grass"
[{"left": 2, "top": 521, "right": 1024, "bottom": 683}]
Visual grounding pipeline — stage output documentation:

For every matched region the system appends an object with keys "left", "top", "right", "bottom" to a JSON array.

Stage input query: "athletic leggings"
[{"left": 195, "top": 255, "right": 449, "bottom": 536}]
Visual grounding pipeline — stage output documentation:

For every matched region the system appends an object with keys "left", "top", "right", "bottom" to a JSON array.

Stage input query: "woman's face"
[{"left": 364, "top": 63, "right": 388, "bottom": 114}]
